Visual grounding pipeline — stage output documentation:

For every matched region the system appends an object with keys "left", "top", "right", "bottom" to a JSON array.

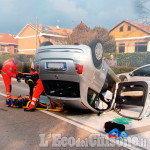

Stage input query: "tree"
[
  {"left": 67, "top": 21, "right": 91, "bottom": 45},
  {"left": 91, "top": 26, "right": 116, "bottom": 53},
  {"left": 68, "top": 22, "right": 116, "bottom": 53}
]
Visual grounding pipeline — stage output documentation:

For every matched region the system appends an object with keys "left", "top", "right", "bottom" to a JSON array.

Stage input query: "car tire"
[
  {"left": 89, "top": 39, "right": 103, "bottom": 68},
  {"left": 40, "top": 41, "right": 53, "bottom": 46},
  {"left": 119, "top": 75, "right": 128, "bottom": 81}
]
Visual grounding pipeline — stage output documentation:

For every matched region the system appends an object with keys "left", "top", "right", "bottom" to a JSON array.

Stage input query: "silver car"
[
  {"left": 35, "top": 40, "right": 150, "bottom": 120},
  {"left": 35, "top": 39, "right": 120, "bottom": 113},
  {"left": 118, "top": 64, "right": 150, "bottom": 81}
]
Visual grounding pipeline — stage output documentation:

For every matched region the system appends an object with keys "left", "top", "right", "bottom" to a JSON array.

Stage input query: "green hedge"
[
  {"left": 0, "top": 54, "right": 34, "bottom": 73},
  {"left": 1, "top": 52, "right": 149, "bottom": 74},
  {"left": 104, "top": 52, "right": 150, "bottom": 67},
  {"left": 0, "top": 54, "right": 34, "bottom": 63}
]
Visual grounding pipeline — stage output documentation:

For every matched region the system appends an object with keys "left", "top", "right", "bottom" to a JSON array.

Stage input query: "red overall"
[
  {"left": 27, "top": 79, "right": 44, "bottom": 110},
  {"left": 1, "top": 58, "right": 18, "bottom": 98}
]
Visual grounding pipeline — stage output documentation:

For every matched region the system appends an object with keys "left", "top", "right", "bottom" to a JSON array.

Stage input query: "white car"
[{"left": 118, "top": 64, "right": 150, "bottom": 81}]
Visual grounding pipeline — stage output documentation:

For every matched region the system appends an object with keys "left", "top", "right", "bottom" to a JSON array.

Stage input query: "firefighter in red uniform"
[{"left": 1, "top": 57, "right": 20, "bottom": 105}]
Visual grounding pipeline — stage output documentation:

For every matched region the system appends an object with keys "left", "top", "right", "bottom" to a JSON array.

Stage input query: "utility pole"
[{"left": 36, "top": 17, "right": 38, "bottom": 50}]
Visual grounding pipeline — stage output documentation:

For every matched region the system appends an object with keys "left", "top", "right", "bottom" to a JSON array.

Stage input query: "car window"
[{"left": 133, "top": 66, "right": 150, "bottom": 76}]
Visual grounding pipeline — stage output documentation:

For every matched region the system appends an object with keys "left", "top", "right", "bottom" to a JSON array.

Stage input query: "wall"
[
  {"left": 116, "top": 39, "right": 149, "bottom": 53},
  {"left": 110, "top": 22, "right": 148, "bottom": 39},
  {"left": 110, "top": 21, "right": 150, "bottom": 53},
  {"left": 18, "top": 25, "right": 40, "bottom": 54}
]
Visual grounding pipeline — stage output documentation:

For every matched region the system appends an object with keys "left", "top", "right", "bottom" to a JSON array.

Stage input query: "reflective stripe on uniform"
[
  {"left": 6, "top": 92, "right": 11, "bottom": 98},
  {"left": 7, "top": 71, "right": 13, "bottom": 72},
  {"left": 28, "top": 79, "right": 34, "bottom": 83},
  {"left": 31, "top": 101, "right": 36, "bottom": 105},
  {"left": 32, "top": 97, "right": 37, "bottom": 102},
  {"left": 1, "top": 71, "right": 8, "bottom": 75},
  {"left": 2, "top": 66, "right": 13, "bottom": 74}
]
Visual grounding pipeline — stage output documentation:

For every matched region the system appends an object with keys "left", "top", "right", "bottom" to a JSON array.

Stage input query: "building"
[
  {"left": 110, "top": 20, "right": 150, "bottom": 53},
  {"left": 0, "top": 33, "right": 18, "bottom": 54},
  {"left": 15, "top": 23, "right": 72, "bottom": 55}
]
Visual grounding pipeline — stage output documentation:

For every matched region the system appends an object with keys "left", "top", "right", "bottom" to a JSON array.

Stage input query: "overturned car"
[{"left": 35, "top": 40, "right": 150, "bottom": 120}]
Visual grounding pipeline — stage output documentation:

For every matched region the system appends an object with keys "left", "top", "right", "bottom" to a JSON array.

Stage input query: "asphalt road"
[{"left": 0, "top": 75, "right": 149, "bottom": 150}]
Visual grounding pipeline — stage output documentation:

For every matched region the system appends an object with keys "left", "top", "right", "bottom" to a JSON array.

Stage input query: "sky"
[{"left": 1, "top": 0, "right": 150, "bottom": 35}]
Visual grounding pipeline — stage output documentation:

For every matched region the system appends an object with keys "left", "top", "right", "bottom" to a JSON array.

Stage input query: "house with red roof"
[
  {"left": 15, "top": 23, "right": 72, "bottom": 54},
  {"left": 110, "top": 20, "right": 150, "bottom": 53},
  {"left": 0, "top": 33, "right": 18, "bottom": 54}
]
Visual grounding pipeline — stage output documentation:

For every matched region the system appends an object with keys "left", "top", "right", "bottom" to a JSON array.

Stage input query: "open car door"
[{"left": 114, "top": 81, "right": 150, "bottom": 120}]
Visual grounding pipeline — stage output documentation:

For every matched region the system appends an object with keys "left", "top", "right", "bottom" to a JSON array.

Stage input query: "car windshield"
[{"left": 133, "top": 66, "right": 150, "bottom": 76}]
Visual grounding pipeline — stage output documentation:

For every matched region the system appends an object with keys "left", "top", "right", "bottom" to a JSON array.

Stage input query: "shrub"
[
  {"left": 0, "top": 54, "right": 34, "bottom": 73},
  {"left": 104, "top": 52, "right": 150, "bottom": 67}
]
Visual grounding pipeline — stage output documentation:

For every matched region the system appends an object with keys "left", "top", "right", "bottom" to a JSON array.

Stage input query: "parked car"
[
  {"left": 35, "top": 39, "right": 120, "bottom": 113},
  {"left": 118, "top": 64, "right": 150, "bottom": 81}
]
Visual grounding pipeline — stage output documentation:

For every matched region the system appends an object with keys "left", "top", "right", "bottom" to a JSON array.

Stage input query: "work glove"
[
  {"left": 16, "top": 75, "right": 21, "bottom": 83},
  {"left": 17, "top": 72, "right": 24, "bottom": 78}
]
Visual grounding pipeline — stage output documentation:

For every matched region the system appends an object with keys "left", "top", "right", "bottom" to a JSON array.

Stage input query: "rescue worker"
[
  {"left": 24, "top": 41, "right": 53, "bottom": 111},
  {"left": 1, "top": 57, "right": 20, "bottom": 105},
  {"left": 25, "top": 58, "right": 39, "bottom": 99},
  {"left": 25, "top": 73, "right": 39, "bottom": 99},
  {"left": 24, "top": 78, "right": 44, "bottom": 111},
  {"left": 24, "top": 63, "right": 44, "bottom": 111}
]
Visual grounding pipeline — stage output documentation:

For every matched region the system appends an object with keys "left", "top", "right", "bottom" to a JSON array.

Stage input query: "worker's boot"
[{"left": 24, "top": 98, "right": 37, "bottom": 111}]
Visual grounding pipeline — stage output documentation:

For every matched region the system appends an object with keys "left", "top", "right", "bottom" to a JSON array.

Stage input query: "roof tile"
[{"left": 0, "top": 33, "right": 18, "bottom": 44}]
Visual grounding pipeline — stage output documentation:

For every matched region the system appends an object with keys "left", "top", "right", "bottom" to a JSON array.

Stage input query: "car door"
[{"left": 114, "top": 80, "right": 150, "bottom": 120}]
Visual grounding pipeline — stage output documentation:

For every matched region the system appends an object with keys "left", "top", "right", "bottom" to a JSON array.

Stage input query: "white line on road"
[
  {"left": 0, "top": 92, "right": 6, "bottom": 97},
  {"left": 0, "top": 92, "right": 145, "bottom": 150}
]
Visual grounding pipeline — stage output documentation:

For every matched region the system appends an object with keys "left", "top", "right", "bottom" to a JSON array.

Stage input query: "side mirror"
[{"left": 129, "top": 72, "right": 134, "bottom": 77}]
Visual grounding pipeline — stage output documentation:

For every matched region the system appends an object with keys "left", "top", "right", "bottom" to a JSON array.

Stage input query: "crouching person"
[
  {"left": 24, "top": 78, "right": 44, "bottom": 111},
  {"left": 18, "top": 62, "right": 45, "bottom": 111}
]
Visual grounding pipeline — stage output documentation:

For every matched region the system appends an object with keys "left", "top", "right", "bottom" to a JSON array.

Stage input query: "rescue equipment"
[
  {"left": 108, "top": 128, "right": 128, "bottom": 140},
  {"left": 104, "top": 121, "right": 125, "bottom": 133},
  {"left": 6, "top": 95, "right": 63, "bottom": 112},
  {"left": 104, "top": 121, "right": 128, "bottom": 140}
]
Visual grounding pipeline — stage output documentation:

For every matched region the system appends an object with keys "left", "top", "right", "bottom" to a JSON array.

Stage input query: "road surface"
[{"left": 0, "top": 75, "right": 149, "bottom": 150}]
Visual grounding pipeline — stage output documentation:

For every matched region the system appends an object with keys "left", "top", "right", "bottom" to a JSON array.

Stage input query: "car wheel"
[
  {"left": 89, "top": 39, "right": 103, "bottom": 68},
  {"left": 119, "top": 75, "right": 128, "bottom": 81}
]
